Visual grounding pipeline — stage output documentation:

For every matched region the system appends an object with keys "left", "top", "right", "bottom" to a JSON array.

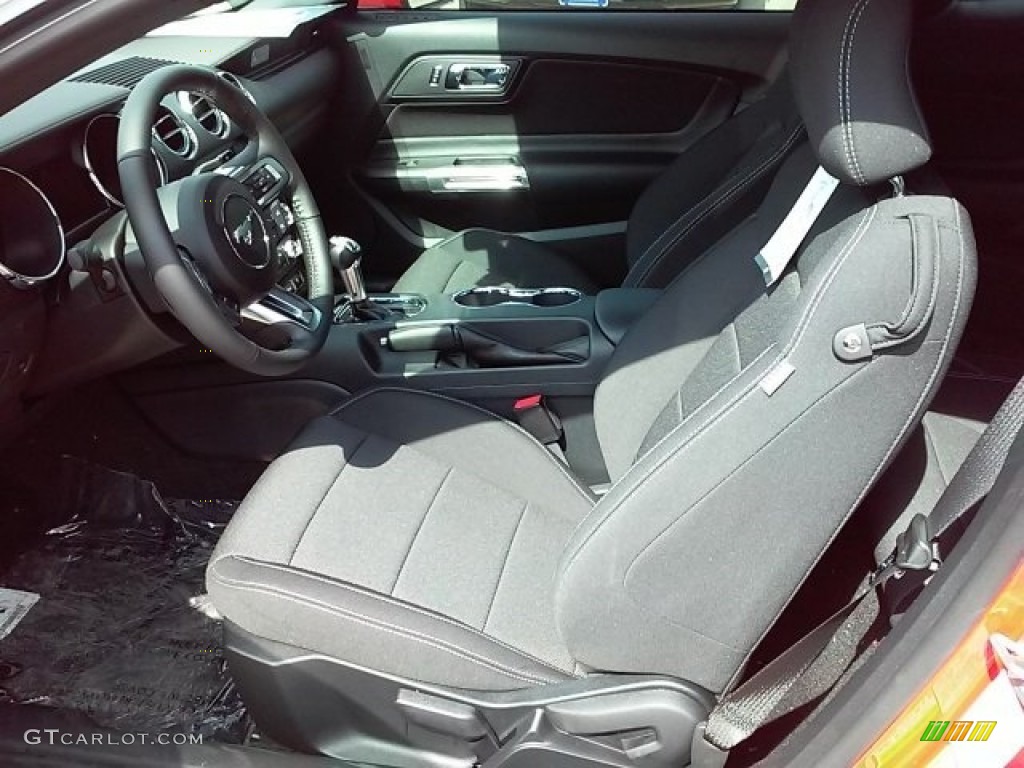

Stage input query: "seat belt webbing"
[{"left": 699, "top": 373, "right": 1024, "bottom": 759}]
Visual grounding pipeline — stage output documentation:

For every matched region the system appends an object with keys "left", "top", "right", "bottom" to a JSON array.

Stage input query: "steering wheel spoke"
[
  {"left": 242, "top": 287, "right": 321, "bottom": 330},
  {"left": 239, "top": 288, "right": 324, "bottom": 353},
  {"left": 181, "top": 251, "right": 242, "bottom": 326}
]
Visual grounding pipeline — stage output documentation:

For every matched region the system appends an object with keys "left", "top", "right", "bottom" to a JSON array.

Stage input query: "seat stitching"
[
  {"left": 562, "top": 207, "right": 877, "bottom": 569},
  {"left": 629, "top": 125, "right": 805, "bottom": 288},
  {"left": 846, "top": 0, "right": 875, "bottom": 185},
  {"left": 634, "top": 345, "right": 778, "bottom": 468},
  {"left": 482, "top": 501, "right": 530, "bottom": 634},
  {"left": 210, "top": 567, "right": 561, "bottom": 686},
  {"left": 840, "top": 0, "right": 874, "bottom": 185},
  {"left": 636, "top": 336, "right": 770, "bottom": 463},
  {"left": 222, "top": 555, "right": 575, "bottom": 675},
  {"left": 632, "top": 124, "right": 802, "bottom": 281},
  {"left": 289, "top": 432, "right": 369, "bottom": 566},
  {"left": 625, "top": 362, "right": 875, "bottom": 608},
  {"left": 390, "top": 467, "right": 454, "bottom": 595},
  {"left": 328, "top": 388, "right": 597, "bottom": 506},
  {"left": 726, "top": 198, "right": 968, "bottom": 690}
]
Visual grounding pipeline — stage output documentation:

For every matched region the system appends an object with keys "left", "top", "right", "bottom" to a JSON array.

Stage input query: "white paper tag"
[
  {"left": 0, "top": 588, "right": 39, "bottom": 640},
  {"left": 755, "top": 166, "right": 840, "bottom": 286},
  {"left": 760, "top": 360, "right": 796, "bottom": 396}
]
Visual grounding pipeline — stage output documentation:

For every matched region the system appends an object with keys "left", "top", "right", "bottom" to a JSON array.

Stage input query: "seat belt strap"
[
  {"left": 927, "top": 375, "right": 1024, "bottom": 545},
  {"left": 701, "top": 584, "right": 880, "bottom": 755},
  {"left": 695, "top": 373, "right": 1024, "bottom": 762},
  {"left": 754, "top": 165, "right": 840, "bottom": 286}
]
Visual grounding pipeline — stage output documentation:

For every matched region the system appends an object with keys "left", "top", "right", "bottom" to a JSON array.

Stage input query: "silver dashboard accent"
[
  {"left": 0, "top": 167, "right": 66, "bottom": 289},
  {"left": 152, "top": 106, "right": 197, "bottom": 159},
  {"left": 177, "top": 91, "right": 230, "bottom": 138},
  {"left": 82, "top": 113, "right": 167, "bottom": 208}
]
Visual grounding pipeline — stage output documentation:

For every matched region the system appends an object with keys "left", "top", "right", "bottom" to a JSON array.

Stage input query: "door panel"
[{"left": 319, "top": 11, "right": 789, "bottom": 283}]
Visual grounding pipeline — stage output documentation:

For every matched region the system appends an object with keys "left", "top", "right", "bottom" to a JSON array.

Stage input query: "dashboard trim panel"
[{"left": 0, "top": 165, "right": 66, "bottom": 288}]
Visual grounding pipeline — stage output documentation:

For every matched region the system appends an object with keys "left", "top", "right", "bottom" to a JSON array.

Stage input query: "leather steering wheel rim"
[{"left": 117, "top": 65, "right": 334, "bottom": 376}]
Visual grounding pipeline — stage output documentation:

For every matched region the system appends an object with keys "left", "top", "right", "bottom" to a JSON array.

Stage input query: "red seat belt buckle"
[
  {"left": 513, "top": 394, "right": 563, "bottom": 446},
  {"left": 514, "top": 394, "right": 544, "bottom": 412}
]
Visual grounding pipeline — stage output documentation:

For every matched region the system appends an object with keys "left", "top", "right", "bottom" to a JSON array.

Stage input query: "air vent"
[
  {"left": 152, "top": 107, "right": 194, "bottom": 158},
  {"left": 181, "top": 93, "right": 228, "bottom": 137},
  {"left": 71, "top": 56, "right": 179, "bottom": 89}
]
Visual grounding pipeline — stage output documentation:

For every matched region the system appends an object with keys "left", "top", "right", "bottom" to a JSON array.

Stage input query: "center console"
[{"left": 303, "top": 248, "right": 660, "bottom": 401}]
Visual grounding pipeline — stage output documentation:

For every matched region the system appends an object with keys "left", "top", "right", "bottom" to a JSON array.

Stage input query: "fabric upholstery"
[
  {"left": 208, "top": 388, "right": 595, "bottom": 690},
  {"left": 391, "top": 228, "right": 598, "bottom": 295},
  {"left": 562, "top": 179, "right": 975, "bottom": 692},
  {"left": 394, "top": 82, "right": 803, "bottom": 295},
  {"left": 623, "top": 81, "right": 803, "bottom": 289},
  {"left": 790, "top": 0, "right": 931, "bottom": 186},
  {"left": 209, "top": 0, "right": 978, "bottom": 706}
]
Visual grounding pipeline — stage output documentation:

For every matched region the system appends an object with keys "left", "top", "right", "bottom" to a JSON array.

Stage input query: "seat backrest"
[
  {"left": 622, "top": 78, "right": 803, "bottom": 290},
  {"left": 556, "top": 0, "right": 977, "bottom": 694}
]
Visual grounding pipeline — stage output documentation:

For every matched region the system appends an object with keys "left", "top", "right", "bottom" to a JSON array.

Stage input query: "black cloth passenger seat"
[{"left": 392, "top": 80, "right": 804, "bottom": 294}]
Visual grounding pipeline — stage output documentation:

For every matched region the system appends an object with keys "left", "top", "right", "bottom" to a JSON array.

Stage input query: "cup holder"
[{"left": 453, "top": 287, "right": 582, "bottom": 309}]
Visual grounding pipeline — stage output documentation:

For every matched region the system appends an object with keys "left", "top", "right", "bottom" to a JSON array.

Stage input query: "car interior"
[{"left": 0, "top": 0, "right": 1022, "bottom": 766}]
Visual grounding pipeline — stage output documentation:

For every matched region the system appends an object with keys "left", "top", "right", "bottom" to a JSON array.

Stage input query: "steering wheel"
[{"left": 117, "top": 65, "right": 333, "bottom": 376}]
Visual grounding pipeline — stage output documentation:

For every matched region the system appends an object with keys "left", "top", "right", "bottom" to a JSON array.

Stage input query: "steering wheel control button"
[
  {"left": 241, "top": 160, "right": 287, "bottom": 204},
  {"left": 268, "top": 200, "right": 295, "bottom": 237},
  {"left": 222, "top": 194, "right": 272, "bottom": 270}
]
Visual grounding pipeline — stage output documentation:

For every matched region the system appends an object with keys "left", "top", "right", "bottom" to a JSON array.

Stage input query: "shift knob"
[
  {"left": 329, "top": 236, "right": 367, "bottom": 303},
  {"left": 329, "top": 236, "right": 362, "bottom": 271}
]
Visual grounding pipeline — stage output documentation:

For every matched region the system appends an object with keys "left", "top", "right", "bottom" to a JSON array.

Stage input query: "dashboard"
[
  {"left": 1, "top": 65, "right": 275, "bottom": 250},
  {"left": 0, "top": 19, "right": 341, "bottom": 427}
]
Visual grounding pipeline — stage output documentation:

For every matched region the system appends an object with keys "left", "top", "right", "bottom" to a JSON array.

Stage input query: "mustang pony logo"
[{"left": 231, "top": 211, "right": 256, "bottom": 249}]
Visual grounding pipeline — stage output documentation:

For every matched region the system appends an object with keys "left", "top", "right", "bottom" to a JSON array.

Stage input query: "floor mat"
[{"left": 0, "top": 457, "right": 247, "bottom": 741}]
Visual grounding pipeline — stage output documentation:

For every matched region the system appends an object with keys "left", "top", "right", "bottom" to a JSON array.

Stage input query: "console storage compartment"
[{"left": 454, "top": 286, "right": 582, "bottom": 309}]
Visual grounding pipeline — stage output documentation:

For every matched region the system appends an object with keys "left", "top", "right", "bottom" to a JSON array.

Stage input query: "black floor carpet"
[{"left": 0, "top": 457, "right": 247, "bottom": 742}]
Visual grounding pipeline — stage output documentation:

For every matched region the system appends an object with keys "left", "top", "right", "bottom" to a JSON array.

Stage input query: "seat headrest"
[{"left": 790, "top": 0, "right": 931, "bottom": 187}]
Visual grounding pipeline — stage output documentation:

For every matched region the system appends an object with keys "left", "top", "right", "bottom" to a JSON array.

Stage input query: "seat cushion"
[
  {"left": 207, "top": 388, "right": 596, "bottom": 691},
  {"left": 392, "top": 228, "right": 598, "bottom": 294}
]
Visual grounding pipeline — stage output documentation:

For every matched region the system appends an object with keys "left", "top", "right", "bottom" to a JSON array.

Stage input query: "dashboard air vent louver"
[
  {"left": 71, "top": 56, "right": 179, "bottom": 90},
  {"left": 152, "top": 106, "right": 194, "bottom": 157},
  {"left": 189, "top": 94, "right": 228, "bottom": 137}
]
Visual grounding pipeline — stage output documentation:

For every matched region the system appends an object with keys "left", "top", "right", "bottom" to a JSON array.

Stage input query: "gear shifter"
[
  {"left": 329, "top": 236, "right": 392, "bottom": 322},
  {"left": 329, "top": 236, "right": 367, "bottom": 304}
]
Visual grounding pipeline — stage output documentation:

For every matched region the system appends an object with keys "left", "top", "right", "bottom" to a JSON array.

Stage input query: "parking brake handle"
[{"left": 384, "top": 324, "right": 587, "bottom": 367}]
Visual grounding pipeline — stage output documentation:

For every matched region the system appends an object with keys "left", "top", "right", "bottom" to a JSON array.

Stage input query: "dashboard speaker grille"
[{"left": 71, "top": 57, "right": 180, "bottom": 89}]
